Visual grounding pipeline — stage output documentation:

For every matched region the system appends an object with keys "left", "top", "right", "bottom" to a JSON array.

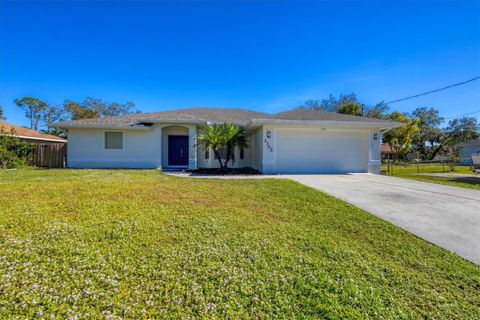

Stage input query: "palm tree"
[
  {"left": 225, "top": 124, "right": 249, "bottom": 167},
  {"left": 197, "top": 123, "right": 248, "bottom": 170},
  {"left": 197, "top": 124, "right": 229, "bottom": 169}
]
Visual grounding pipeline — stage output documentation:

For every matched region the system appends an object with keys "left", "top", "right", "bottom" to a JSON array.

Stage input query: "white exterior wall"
[
  {"left": 261, "top": 125, "right": 276, "bottom": 173},
  {"left": 188, "top": 127, "right": 197, "bottom": 169},
  {"left": 67, "top": 123, "right": 384, "bottom": 174},
  {"left": 196, "top": 134, "right": 253, "bottom": 169},
  {"left": 459, "top": 145, "right": 480, "bottom": 165},
  {"left": 368, "top": 131, "right": 382, "bottom": 174},
  {"left": 254, "top": 125, "right": 381, "bottom": 174},
  {"left": 251, "top": 128, "right": 264, "bottom": 171},
  {"left": 67, "top": 126, "right": 162, "bottom": 168}
]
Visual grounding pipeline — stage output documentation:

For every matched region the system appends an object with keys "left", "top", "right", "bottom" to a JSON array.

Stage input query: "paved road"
[{"left": 284, "top": 174, "right": 480, "bottom": 264}]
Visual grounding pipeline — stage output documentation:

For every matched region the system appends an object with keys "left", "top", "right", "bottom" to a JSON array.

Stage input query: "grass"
[
  {"left": 0, "top": 169, "right": 479, "bottom": 319},
  {"left": 381, "top": 163, "right": 479, "bottom": 190}
]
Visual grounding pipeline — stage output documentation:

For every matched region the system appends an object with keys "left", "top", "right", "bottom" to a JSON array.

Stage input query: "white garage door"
[{"left": 275, "top": 128, "right": 368, "bottom": 173}]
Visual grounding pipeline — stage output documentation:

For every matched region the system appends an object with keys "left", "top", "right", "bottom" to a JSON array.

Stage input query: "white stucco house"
[{"left": 54, "top": 107, "right": 399, "bottom": 174}]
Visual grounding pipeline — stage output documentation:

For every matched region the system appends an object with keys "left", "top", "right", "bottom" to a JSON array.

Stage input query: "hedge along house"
[{"left": 54, "top": 107, "right": 399, "bottom": 174}]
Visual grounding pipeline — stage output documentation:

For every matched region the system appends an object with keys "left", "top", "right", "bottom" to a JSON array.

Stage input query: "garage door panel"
[{"left": 275, "top": 129, "right": 368, "bottom": 173}]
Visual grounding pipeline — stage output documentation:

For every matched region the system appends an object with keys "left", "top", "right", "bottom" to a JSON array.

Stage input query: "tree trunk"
[
  {"left": 428, "top": 146, "right": 442, "bottom": 161},
  {"left": 427, "top": 134, "right": 453, "bottom": 160},
  {"left": 388, "top": 143, "right": 397, "bottom": 164},
  {"left": 428, "top": 139, "right": 448, "bottom": 160},
  {"left": 225, "top": 145, "right": 233, "bottom": 169},
  {"left": 215, "top": 151, "right": 224, "bottom": 169}
]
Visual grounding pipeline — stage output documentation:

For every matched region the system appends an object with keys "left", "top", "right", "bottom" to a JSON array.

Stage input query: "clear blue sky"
[{"left": 1, "top": 0, "right": 479, "bottom": 127}]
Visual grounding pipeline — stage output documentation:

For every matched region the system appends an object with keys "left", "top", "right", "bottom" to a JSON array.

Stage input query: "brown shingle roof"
[
  {"left": 0, "top": 121, "right": 66, "bottom": 142},
  {"left": 381, "top": 143, "right": 393, "bottom": 153},
  {"left": 54, "top": 107, "right": 395, "bottom": 127}
]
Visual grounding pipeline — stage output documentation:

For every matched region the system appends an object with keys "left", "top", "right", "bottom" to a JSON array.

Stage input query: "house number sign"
[{"left": 264, "top": 138, "right": 273, "bottom": 153}]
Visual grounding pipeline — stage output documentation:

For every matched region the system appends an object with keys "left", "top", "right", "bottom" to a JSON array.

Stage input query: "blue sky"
[{"left": 0, "top": 0, "right": 479, "bottom": 127}]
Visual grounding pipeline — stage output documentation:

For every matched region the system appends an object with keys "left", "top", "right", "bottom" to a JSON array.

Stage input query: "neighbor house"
[
  {"left": 54, "top": 107, "right": 399, "bottom": 174},
  {"left": 458, "top": 138, "right": 480, "bottom": 165},
  {"left": 381, "top": 143, "right": 394, "bottom": 161},
  {"left": 0, "top": 121, "right": 66, "bottom": 144}
]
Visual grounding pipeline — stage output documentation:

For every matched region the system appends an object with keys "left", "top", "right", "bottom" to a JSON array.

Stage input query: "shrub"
[
  {"left": 0, "top": 128, "right": 33, "bottom": 169},
  {"left": 446, "top": 146, "right": 460, "bottom": 171}
]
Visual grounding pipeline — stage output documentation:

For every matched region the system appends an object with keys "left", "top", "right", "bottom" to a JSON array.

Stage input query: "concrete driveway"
[{"left": 284, "top": 174, "right": 480, "bottom": 264}]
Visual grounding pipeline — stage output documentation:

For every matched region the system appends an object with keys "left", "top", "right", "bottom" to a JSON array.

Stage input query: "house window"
[
  {"left": 205, "top": 149, "right": 209, "bottom": 160},
  {"left": 373, "top": 133, "right": 378, "bottom": 140},
  {"left": 240, "top": 147, "right": 244, "bottom": 160},
  {"left": 104, "top": 132, "right": 123, "bottom": 149}
]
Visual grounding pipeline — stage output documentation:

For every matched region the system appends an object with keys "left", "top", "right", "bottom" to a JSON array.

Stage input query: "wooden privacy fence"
[{"left": 32, "top": 143, "right": 67, "bottom": 168}]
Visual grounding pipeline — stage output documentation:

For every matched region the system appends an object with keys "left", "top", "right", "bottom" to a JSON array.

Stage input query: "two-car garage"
[{"left": 274, "top": 128, "right": 369, "bottom": 173}]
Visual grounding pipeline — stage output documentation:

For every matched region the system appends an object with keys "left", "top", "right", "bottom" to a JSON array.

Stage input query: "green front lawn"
[
  {"left": 381, "top": 163, "right": 479, "bottom": 189},
  {"left": 0, "top": 169, "right": 478, "bottom": 318}
]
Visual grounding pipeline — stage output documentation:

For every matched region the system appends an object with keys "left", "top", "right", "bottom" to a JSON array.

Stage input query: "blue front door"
[{"left": 168, "top": 135, "right": 189, "bottom": 166}]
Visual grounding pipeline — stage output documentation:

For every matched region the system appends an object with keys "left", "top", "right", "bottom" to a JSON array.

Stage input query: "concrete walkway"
[{"left": 285, "top": 174, "right": 480, "bottom": 264}]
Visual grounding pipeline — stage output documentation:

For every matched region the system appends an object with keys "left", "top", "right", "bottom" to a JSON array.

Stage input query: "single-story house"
[
  {"left": 381, "top": 143, "right": 394, "bottom": 160},
  {"left": 458, "top": 138, "right": 480, "bottom": 165},
  {"left": 0, "top": 121, "right": 66, "bottom": 144},
  {"left": 54, "top": 107, "right": 399, "bottom": 174}
]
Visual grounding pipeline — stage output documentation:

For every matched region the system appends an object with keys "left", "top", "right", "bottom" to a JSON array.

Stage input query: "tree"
[
  {"left": 446, "top": 146, "right": 460, "bottom": 171},
  {"left": 0, "top": 104, "right": 5, "bottom": 120},
  {"left": 224, "top": 124, "right": 249, "bottom": 166},
  {"left": 301, "top": 93, "right": 361, "bottom": 112},
  {"left": 364, "top": 102, "right": 389, "bottom": 119},
  {"left": 302, "top": 99, "right": 322, "bottom": 110},
  {"left": 300, "top": 93, "right": 390, "bottom": 118},
  {"left": 63, "top": 97, "right": 138, "bottom": 120},
  {"left": 41, "top": 105, "right": 67, "bottom": 134},
  {"left": 410, "top": 107, "right": 443, "bottom": 159},
  {"left": 13, "top": 97, "right": 68, "bottom": 133},
  {"left": 41, "top": 127, "right": 64, "bottom": 137},
  {"left": 337, "top": 102, "right": 362, "bottom": 116},
  {"left": 99, "top": 101, "right": 136, "bottom": 117},
  {"left": 428, "top": 117, "right": 479, "bottom": 160},
  {"left": 197, "top": 123, "right": 248, "bottom": 170},
  {"left": 197, "top": 124, "right": 230, "bottom": 169},
  {"left": 64, "top": 100, "right": 100, "bottom": 120},
  {"left": 383, "top": 112, "right": 420, "bottom": 162},
  {"left": 14, "top": 97, "right": 48, "bottom": 130}
]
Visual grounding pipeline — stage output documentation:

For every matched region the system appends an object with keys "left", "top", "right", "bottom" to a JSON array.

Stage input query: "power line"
[
  {"left": 383, "top": 76, "right": 480, "bottom": 105},
  {"left": 442, "top": 110, "right": 480, "bottom": 120}
]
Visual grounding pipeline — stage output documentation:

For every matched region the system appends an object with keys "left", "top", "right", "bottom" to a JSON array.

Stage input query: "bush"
[
  {"left": 0, "top": 128, "right": 33, "bottom": 169},
  {"left": 446, "top": 146, "right": 460, "bottom": 171}
]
